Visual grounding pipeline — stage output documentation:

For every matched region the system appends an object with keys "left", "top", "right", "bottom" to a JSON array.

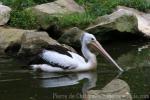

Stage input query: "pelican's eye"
[{"left": 91, "top": 38, "right": 94, "bottom": 41}]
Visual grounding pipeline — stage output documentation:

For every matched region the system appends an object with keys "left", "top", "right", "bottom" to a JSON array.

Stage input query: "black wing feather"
[{"left": 42, "top": 45, "right": 72, "bottom": 58}]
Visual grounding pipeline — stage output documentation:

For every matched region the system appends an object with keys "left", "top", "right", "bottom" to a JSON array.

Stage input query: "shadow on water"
[{"left": 0, "top": 39, "right": 150, "bottom": 100}]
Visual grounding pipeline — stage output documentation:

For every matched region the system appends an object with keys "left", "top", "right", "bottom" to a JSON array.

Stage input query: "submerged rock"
[
  {"left": 0, "top": 4, "right": 11, "bottom": 25},
  {"left": 86, "top": 6, "right": 150, "bottom": 37},
  {"left": 87, "top": 79, "right": 132, "bottom": 100},
  {"left": 27, "top": 0, "right": 85, "bottom": 29}
]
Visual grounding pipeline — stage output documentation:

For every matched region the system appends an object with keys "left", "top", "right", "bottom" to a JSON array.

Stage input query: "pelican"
[{"left": 29, "top": 32, "right": 123, "bottom": 72}]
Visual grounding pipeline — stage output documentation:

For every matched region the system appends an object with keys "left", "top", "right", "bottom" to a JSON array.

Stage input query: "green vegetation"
[
  {"left": 58, "top": 13, "right": 95, "bottom": 29},
  {"left": 75, "top": 0, "right": 150, "bottom": 16},
  {"left": 9, "top": 10, "right": 39, "bottom": 29},
  {"left": 1, "top": 0, "right": 35, "bottom": 10},
  {"left": 1, "top": 0, "right": 55, "bottom": 9},
  {"left": 0, "top": 0, "right": 150, "bottom": 29}
]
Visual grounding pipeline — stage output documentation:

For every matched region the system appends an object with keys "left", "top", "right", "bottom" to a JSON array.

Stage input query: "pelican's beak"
[{"left": 90, "top": 40, "right": 124, "bottom": 72}]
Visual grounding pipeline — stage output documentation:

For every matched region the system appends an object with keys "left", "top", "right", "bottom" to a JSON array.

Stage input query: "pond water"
[{"left": 0, "top": 40, "right": 150, "bottom": 100}]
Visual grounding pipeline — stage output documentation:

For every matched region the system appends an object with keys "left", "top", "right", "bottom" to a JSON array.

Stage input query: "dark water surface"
[{"left": 0, "top": 41, "right": 150, "bottom": 100}]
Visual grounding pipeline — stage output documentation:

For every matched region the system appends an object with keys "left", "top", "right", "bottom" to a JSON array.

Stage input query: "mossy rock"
[
  {"left": 26, "top": 0, "right": 85, "bottom": 29},
  {"left": 86, "top": 15, "right": 138, "bottom": 35}
]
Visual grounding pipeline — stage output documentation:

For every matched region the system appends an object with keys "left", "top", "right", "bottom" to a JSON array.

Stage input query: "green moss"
[
  {"left": 114, "top": 15, "right": 138, "bottom": 33},
  {"left": 9, "top": 10, "right": 39, "bottom": 29}
]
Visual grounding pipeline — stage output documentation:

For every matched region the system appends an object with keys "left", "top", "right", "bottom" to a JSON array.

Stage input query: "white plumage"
[{"left": 41, "top": 50, "right": 78, "bottom": 69}]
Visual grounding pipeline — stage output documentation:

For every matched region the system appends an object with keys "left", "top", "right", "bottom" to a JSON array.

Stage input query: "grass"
[
  {"left": 58, "top": 13, "right": 95, "bottom": 29},
  {"left": 0, "top": 0, "right": 150, "bottom": 29},
  {"left": 9, "top": 10, "right": 39, "bottom": 29},
  {"left": 75, "top": 0, "right": 150, "bottom": 16}
]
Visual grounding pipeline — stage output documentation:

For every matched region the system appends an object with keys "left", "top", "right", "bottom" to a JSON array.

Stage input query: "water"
[{"left": 0, "top": 41, "right": 150, "bottom": 100}]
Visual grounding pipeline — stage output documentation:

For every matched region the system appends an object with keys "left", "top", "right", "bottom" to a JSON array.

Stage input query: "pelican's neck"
[{"left": 81, "top": 42, "right": 97, "bottom": 68}]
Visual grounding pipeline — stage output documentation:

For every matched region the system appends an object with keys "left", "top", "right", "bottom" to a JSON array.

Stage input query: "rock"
[
  {"left": 27, "top": 0, "right": 85, "bottom": 29},
  {"left": 135, "top": 13, "right": 150, "bottom": 36},
  {"left": 0, "top": 27, "right": 25, "bottom": 53},
  {"left": 87, "top": 79, "right": 132, "bottom": 100},
  {"left": 0, "top": 27, "right": 76, "bottom": 57},
  {"left": 38, "top": 24, "right": 63, "bottom": 39},
  {"left": 146, "top": 0, "right": 150, "bottom": 3},
  {"left": 18, "top": 31, "right": 59, "bottom": 57},
  {"left": 0, "top": 4, "right": 11, "bottom": 25},
  {"left": 58, "top": 27, "right": 85, "bottom": 46},
  {"left": 18, "top": 31, "right": 76, "bottom": 57},
  {"left": 33, "top": 0, "right": 84, "bottom": 15},
  {"left": 85, "top": 6, "right": 150, "bottom": 37}
]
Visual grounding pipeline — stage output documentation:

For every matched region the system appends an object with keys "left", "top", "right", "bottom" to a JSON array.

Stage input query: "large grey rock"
[
  {"left": 18, "top": 31, "right": 76, "bottom": 57},
  {"left": 27, "top": 0, "right": 85, "bottom": 29},
  {"left": 86, "top": 6, "right": 150, "bottom": 37},
  {"left": 0, "top": 27, "right": 75, "bottom": 57},
  {"left": 0, "top": 27, "right": 25, "bottom": 53},
  {"left": 33, "top": 0, "right": 84, "bottom": 15},
  {"left": 18, "top": 31, "right": 59, "bottom": 57},
  {"left": 0, "top": 4, "right": 11, "bottom": 25},
  {"left": 87, "top": 79, "right": 132, "bottom": 100}
]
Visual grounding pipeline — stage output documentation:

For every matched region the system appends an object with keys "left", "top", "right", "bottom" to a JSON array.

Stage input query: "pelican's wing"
[
  {"left": 29, "top": 45, "right": 86, "bottom": 70},
  {"left": 29, "top": 51, "right": 79, "bottom": 70}
]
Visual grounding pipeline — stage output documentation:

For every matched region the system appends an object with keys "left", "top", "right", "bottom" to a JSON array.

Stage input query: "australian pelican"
[{"left": 29, "top": 33, "right": 123, "bottom": 72}]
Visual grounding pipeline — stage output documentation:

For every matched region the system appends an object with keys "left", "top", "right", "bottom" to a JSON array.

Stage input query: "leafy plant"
[{"left": 9, "top": 10, "right": 39, "bottom": 29}]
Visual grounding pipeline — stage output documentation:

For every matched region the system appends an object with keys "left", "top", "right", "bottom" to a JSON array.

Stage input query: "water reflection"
[
  {"left": 33, "top": 72, "right": 97, "bottom": 93},
  {"left": 117, "top": 43, "right": 150, "bottom": 70},
  {"left": 32, "top": 70, "right": 126, "bottom": 100}
]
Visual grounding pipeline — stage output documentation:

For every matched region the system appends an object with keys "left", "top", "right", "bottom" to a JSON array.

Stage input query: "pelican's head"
[
  {"left": 81, "top": 33, "right": 123, "bottom": 72},
  {"left": 80, "top": 32, "right": 96, "bottom": 45}
]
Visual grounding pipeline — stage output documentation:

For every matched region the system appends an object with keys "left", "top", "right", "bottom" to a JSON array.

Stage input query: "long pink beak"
[{"left": 91, "top": 41, "right": 124, "bottom": 72}]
